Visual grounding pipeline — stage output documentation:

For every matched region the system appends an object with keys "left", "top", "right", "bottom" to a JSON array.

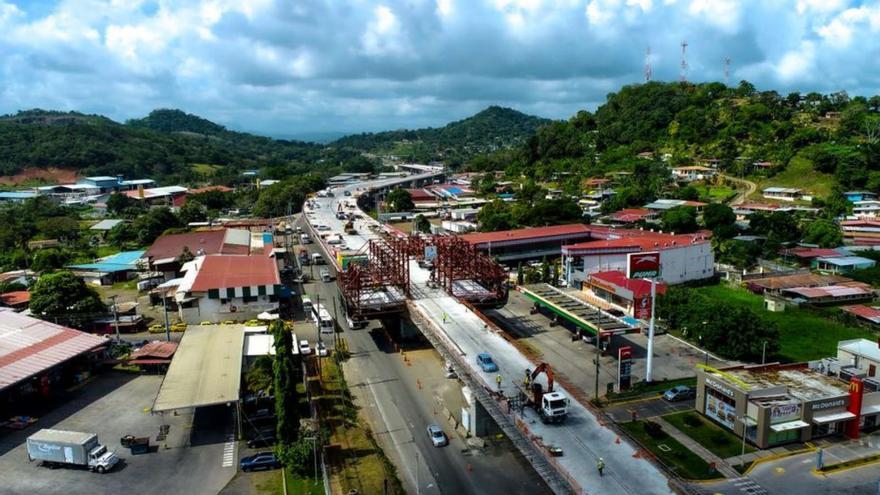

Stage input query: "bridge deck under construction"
[{"left": 519, "top": 284, "right": 638, "bottom": 336}]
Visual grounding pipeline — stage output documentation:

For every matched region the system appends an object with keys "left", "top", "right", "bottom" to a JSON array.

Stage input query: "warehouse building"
[{"left": 459, "top": 223, "right": 594, "bottom": 263}]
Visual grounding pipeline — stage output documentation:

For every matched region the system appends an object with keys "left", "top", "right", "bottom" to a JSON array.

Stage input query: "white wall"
[
  {"left": 566, "top": 242, "right": 714, "bottom": 287},
  {"left": 179, "top": 293, "right": 278, "bottom": 324}
]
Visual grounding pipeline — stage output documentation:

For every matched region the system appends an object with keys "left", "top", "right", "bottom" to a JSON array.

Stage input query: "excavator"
[{"left": 525, "top": 363, "right": 570, "bottom": 424}]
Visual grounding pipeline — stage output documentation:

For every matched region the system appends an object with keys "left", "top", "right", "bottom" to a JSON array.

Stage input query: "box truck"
[{"left": 26, "top": 429, "right": 119, "bottom": 473}]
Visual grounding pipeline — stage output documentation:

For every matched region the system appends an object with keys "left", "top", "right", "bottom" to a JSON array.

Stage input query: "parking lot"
[{"left": 0, "top": 373, "right": 235, "bottom": 495}]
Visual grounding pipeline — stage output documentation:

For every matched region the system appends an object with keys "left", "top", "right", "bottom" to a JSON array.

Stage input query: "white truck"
[
  {"left": 526, "top": 363, "right": 569, "bottom": 424},
  {"left": 27, "top": 429, "right": 120, "bottom": 473}
]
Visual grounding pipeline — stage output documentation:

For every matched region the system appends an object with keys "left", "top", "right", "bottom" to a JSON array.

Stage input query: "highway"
[
  {"left": 293, "top": 211, "right": 549, "bottom": 494},
  {"left": 303, "top": 170, "right": 675, "bottom": 495}
]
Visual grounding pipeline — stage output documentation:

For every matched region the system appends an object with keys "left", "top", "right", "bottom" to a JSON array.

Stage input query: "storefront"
[{"left": 696, "top": 364, "right": 876, "bottom": 449}]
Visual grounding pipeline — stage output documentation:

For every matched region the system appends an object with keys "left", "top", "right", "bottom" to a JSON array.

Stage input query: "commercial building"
[
  {"left": 0, "top": 191, "right": 38, "bottom": 203},
  {"left": 123, "top": 185, "right": 188, "bottom": 207},
  {"left": 174, "top": 255, "right": 282, "bottom": 324},
  {"left": 143, "top": 228, "right": 258, "bottom": 277},
  {"left": 0, "top": 310, "right": 108, "bottom": 414},
  {"left": 459, "top": 224, "right": 594, "bottom": 262},
  {"left": 562, "top": 229, "right": 714, "bottom": 287},
  {"left": 696, "top": 363, "right": 880, "bottom": 448}
]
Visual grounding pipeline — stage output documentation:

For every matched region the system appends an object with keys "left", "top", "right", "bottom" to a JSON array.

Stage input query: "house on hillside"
[
  {"left": 762, "top": 187, "right": 803, "bottom": 202},
  {"left": 671, "top": 166, "right": 716, "bottom": 182},
  {"left": 67, "top": 250, "right": 145, "bottom": 286},
  {"left": 845, "top": 191, "right": 878, "bottom": 203}
]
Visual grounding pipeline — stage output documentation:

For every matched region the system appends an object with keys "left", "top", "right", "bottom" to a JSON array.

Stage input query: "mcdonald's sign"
[{"left": 846, "top": 377, "right": 864, "bottom": 439}]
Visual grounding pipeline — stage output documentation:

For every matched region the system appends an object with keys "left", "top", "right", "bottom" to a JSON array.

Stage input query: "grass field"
[
  {"left": 606, "top": 377, "right": 696, "bottom": 402},
  {"left": 620, "top": 420, "right": 719, "bottom": 480},
  {"left": 752, "top": 155, "right": 835, "bottom": 200},
  {"left": 700, "top": 185, "right": 736, "bottom": 203},
  {"left": 698, "top": 285, "right": 874, "bottom": 362},
  {"left": 663, "top": 411, "right": 755, "bottom": 459},
  {"left": 191, "top": 163, "right": 222, "bottom": 176}
]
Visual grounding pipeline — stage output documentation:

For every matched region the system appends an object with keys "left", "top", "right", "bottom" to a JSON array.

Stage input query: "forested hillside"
[
  {"left": 469, "top": 81, "right": 880, "bottom": 197},
  {"left": 0, "top": 109, "right": 371, "bottom": 184},
  {"left": 332, "top": 106, "right": 552, "bottom": 166}
]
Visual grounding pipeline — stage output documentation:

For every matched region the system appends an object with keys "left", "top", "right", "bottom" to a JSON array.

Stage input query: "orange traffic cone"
[{"left": 615, "top": 436, "right": 621, "bottom": 444}]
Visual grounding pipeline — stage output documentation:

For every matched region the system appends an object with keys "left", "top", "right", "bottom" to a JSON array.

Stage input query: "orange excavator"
[{"left": 526, "top": 362, "right": 569, "bottom": 424}]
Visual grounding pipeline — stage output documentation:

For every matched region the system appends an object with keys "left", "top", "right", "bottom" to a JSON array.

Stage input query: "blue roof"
[
  {"left": 68, "top": 250, "right": 145, "bottom": 273},
  {"left": 816, "top": 256, "right": 876, "bottom": 267},
  {"left": 0, "top": 191, "right": 37, "bottom": 199}
]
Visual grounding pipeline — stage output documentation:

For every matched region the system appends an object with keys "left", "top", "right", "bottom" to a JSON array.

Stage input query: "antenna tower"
[
  {"left": 644, "top": 46, "right": 652, "bottom": 82},
  {"left": 724, "top": 57, "right": 731, "bottom": 86},
  {"left": 680, "top": 40, "right": 688, "bottom": 83}
]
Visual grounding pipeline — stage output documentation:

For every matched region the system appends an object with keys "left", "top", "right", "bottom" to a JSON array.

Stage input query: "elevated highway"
[{"left": 304, "top": 170, "right": 677, "bottom": 495}]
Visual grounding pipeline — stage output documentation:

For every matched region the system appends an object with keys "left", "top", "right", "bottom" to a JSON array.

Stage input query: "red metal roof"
[
  {"left": 784, "top": 248, "right": 844, "bottom": 259},
  {"left": 189, "top": 185, "right": 233, "bottom": 194},
  {"left": 407, "top": 188, "right": 435, "bottom": 201},
  {"left": 0, "top": 310, "right": 108, "bottom": 390},
  {"left": 130, "top": 341, "right": 178, "bottom": 360},
  {"left": 563, "top": 232, "right": 710, "bottom": 255},
  {"left": 459, "top": 224, "right": 593, "bottom": 247},
  {"left": 0, "top": 291, "right": 29, "bottom": 307},
  {"left": 609, "top": 209, "right": 655, "bottom": 223},
  {"left": 588, "top": 271, "right": 667, "bottom": 299},
  {"left": 190, "top": 255, "right": 281, "bottom": 291},
  {"left": 144, "top": 229, "right": 228, "bottom": 261},
  {"left": 842, "top": 305, "right": 880, "bottom": 321}
]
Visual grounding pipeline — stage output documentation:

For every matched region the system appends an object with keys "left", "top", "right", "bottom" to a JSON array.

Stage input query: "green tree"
[
  {"left": 29, "top": 271, "right": 106, "bottom": 326},
  {"left": 661, "top": 206, "right": 699, "bottom": 234},
  {"left": 178, "top": 200, "right": 207, "bottom": 225},
  {"left": 31, "top": 248, "right": 73, "bottom": 272},
  {"left": 413, "top": 214, "right": 431, "bottom": 233},
  {"left": 131, "top": 208, "right": 182, "bottom": 246},
  {"left": 385, "top": 188, "right": 414, "bottom": 212},
  {"left": 36, "top": 216, "right": 81, "bottom": 244},
  {"left": 106, "top": 193, "right": 137, "bottom": 216},
  {"left": 516, "top": 262, "right": 524, "bottom": 285},
  {"left": 270, "top": 320, "right": 299, "bottom": 450},
  {"left": 245, "top": 355, "right": 274, "bottom": 395},
  {"left": 802, "top": 219, "right": 843, "bottom": 248},
  {"left": 702, "top": 203, "right": 737, "bottom": 239},
  {"left": 540, "top": 258, "right": 550, "bottom": 283},
  {"left": 477, "top": 200, "right": 516, "bottom": 232}
]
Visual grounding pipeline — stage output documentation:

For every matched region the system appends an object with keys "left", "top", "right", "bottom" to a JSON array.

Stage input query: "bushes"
[
  {"left": 643, "top": 420, "right": 666, "bottom": 439},
  {"left": 683, "top": 415, "right": 702, "bottom": 428}
]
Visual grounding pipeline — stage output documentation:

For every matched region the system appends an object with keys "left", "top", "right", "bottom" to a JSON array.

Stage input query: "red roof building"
[
  {"left": 0, "top": 291, "right": 29, "bottom": 310},
  {"left": 607, "top": 208, "right": 657, "bottom": 224},
  {"left": 842, "top": 305, "right": 880, "bottom": 324},
  {"left": 0, "top": 310, "right": 108, "bottom": 391},
  {"left": 460, "top": 224, "right": 593, "bottom": 249},
  {"left": 407, "top": 188, "right": 436, "bottom": 203},
  {"left": 129, "top": 341, "right": 178, "bottom": 365},
  {"left": 189, "top": 255, "right": 281, "bottom": 292},
  {"left": 144, "top": 228, "right": 254, "bottom": 268}
]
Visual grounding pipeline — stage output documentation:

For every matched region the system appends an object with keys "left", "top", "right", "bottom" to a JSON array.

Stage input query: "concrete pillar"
[
  {"left": 399, "top": 317, "right": 421, "bottom": 340},
  {"left": 461, "top": 386, "right": 492, "bottom": 437}
]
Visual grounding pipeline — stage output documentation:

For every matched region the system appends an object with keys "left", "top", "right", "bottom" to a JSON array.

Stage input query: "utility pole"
[
  {"left": 680, "top": 40, "right": 689, "bottom": 83},
  {"left": 162, "top": 289, "right": 171, "bottom": 342},
  {"left": 594, "top": 336, "right": 601, "bottom": 401},
  {"left": 761, "top": 341, "right": 767, "bottom": 365},
  {"left": 109, "top": 295, "right": 120, "bottom": 342},
  {"left": 645, "top": 277, "right": 657, "bottom": 382}
]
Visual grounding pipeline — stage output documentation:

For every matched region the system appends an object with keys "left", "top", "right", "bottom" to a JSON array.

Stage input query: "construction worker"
[
  {"left": 597, "top": 457, "right": 605, "bottom": 476},
  {"left": 524, "top": 368, "right": 531, "bottom": 387},
  {"left": 495, "top": 374, "right": 503, "bottom": 390},
  {"left": 442, "top": 312, "right": 448, "bottom": 324}
]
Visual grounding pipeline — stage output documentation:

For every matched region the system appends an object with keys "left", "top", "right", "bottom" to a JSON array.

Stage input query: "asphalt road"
[{"left": 294, "top": 215, "right": 549, "bottom": 495}]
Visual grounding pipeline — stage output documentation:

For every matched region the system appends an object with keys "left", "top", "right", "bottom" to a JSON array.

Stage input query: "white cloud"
[{"left": 0, "top": 0, "right": 879, "bottom": 135}]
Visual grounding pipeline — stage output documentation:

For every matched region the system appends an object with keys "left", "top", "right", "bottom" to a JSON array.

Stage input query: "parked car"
[
  {"left": 426, "top": 424, "right": 448, "bottom": 447},
  {"left": 240, "top": 452, "right": 281, "bottom": 472},
  {"left": 663, "top": 385, "right": 696, "bottom": 402},
  {"left": 246, "top": 429, "right": 276, "bottom": 448},
  {"left": 476, "top": 353, "right": 498, "bottom": 372},
  {"left": 299, "top": 340, "right": 312, "bottom": 355}
]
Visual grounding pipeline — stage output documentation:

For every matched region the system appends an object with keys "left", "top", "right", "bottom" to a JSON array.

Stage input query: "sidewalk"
[{"left": 653, "top": 417, "right": 740, "bottom": 478}]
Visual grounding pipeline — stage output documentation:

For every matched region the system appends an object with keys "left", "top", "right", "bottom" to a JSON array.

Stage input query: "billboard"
[
  {"left": 634, "top": 294, "right": 653, "bottom": 320},
  {"left": 618, "top": 346, "right": 633, "bottom": 391},
  {"left": 626, "top": 251, "right": 661, "bottom": 279}
]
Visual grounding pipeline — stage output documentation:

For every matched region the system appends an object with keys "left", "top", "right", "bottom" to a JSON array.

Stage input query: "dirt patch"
[{"left": 0, "top": 167, "right": 78, "bottom": 186}]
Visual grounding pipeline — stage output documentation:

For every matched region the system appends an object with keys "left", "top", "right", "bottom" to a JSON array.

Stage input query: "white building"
[
  {"left": 763, "top": 187, "right": 803, "bottom": 202},
  {"left": 562, "top": 230, "right": 714, "bottom": 288},
  {"left": 853, "top": 200, "right": 880, "bottom": 219},
  {"left": 837, "top": 339, "right": 880, "bottom": 379},
  {"left": 174, "top": 255, "right": 281, "bottom": 324},
  {"left": 671, "top": 166, "right": 717, "bottom": 182}
]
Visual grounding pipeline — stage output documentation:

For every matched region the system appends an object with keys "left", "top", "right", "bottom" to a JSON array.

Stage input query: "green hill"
[
  {"left": 471, "top": 81, "right": 880, "bottom": 202},
  {"left": 332, "top": 106, "right": 553, "bottom": 166},
  {"left": 127, "top": 109, "right": 227, "bottom": 135}
]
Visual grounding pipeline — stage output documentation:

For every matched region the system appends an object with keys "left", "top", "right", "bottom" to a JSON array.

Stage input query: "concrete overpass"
[{"left": 304, "top": 172, "right": 678, "bottom": 495}]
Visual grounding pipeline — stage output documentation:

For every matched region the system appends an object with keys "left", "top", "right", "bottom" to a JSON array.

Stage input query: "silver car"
[{"left": 426, "top": 424, "right": 448, "bottom": 447}]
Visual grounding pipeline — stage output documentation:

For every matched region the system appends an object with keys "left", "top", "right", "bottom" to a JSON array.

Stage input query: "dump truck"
[
  {"left": 26, "top": 429, "right": 119, "bottom": 473},
  {"left": 525, "top": 363, "right": 569, "bottom": 424},
  {"left": 344, "top": 219, "right": 356, "bottom": 235}
]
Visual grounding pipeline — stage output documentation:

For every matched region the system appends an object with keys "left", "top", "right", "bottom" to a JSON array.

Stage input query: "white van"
[
  {"left": 300, "top": 234, "right": 311, "bottom": 244},
  {"left": 320, "top": 269, "right": 332, "bottom": 282},
  {"left": 301, "top": 295, "right": 313, "bottom": 315},
  {"left": 311, "top": 253, "right": 324, "bottom": 265}
]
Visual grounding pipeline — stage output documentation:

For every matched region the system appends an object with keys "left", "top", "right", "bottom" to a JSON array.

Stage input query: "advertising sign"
[
  {"left": 618, "top": 346, "right": 633, "bottom": 391},
  {"left": 705, "top": 394, "right": 737, "bottom": 429},
  {"left": 770, "top": 403, "right": 802, "bottom": 423},
  {"left": 424, "top": 245, "right": 437, "bottom": 262},
  {"left": 634, "top": 294, "right": 652, "bottom": 320},
  {"left": 626, "top": 251, "right": 661, "bottom": 279},
  {"left": 846, "top": 377, "right": 865, "bottom": 439}
]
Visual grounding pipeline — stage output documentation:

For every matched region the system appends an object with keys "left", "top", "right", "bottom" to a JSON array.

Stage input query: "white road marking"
[{"left": 222, "top": 433, "right": 236, "bottom": 468}]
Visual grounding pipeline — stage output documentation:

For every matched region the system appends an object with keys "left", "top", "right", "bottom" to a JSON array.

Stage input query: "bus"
[{"left": 311, "top": 303, "right": 334, "bottom": 334}]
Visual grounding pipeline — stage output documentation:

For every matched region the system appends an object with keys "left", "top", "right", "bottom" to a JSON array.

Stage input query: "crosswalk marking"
[{"left": 221, "top": 433, "right": 235, "bottom": 467}]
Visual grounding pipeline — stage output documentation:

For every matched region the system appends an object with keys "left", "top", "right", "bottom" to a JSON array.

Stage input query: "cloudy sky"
[{"left": 1, "top": 0, "right": 879, "bottom": 137}]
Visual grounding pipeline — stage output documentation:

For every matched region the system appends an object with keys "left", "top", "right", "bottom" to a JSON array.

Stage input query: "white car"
[
  {"left": 299, "top": 340, "right": 312, "bottom": 355},
  {"left": 317, "top": 341, "right": 328, "bottom": 357},
  {"left": 426, "top": 424, "right": 448, "bottom": 447}
]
